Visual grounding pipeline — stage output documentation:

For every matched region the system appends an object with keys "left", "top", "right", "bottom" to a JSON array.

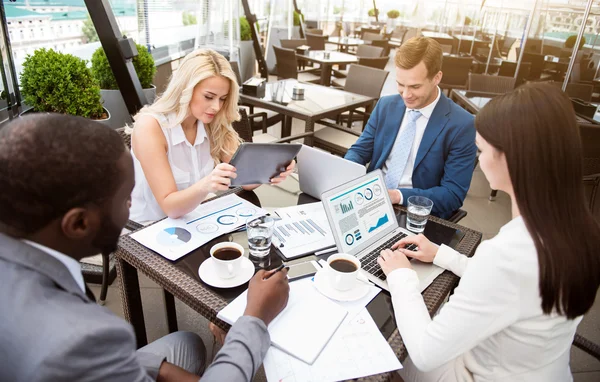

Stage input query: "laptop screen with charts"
[
  {"left": 322, "top": 170, "right": 400, "bottom": 256},
  {"left": 297, "top": 145, "right": 366, "bottom": 200}
]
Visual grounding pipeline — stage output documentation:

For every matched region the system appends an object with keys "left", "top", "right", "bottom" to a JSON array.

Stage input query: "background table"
[
  {"left": 115, "top": 180, "right": 483, "bottom": 381},
  {"left": 328, "top": 37, "right": 365, "bottom": 53},
  {"left": 239, "top": 79, "right": 375, "bottom": 144},
  {"left": 297, "top": 50, "right": 358, "bottom": 86}
]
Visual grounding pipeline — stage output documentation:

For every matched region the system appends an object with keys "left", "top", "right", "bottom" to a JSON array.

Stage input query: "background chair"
[
  {"left": 467, "top": 73, "right": 516, "bottom": 93},
  {"left": 230, "top": 61, "right": 283, "bottom": 133},
  {"left": 306, "top": 33, "right": 327, "bottom": 51},
  {"left": 306, "top": 28, "right": 323, "bottom": 35},
  {"left": 233, "top": 108, "right": 313, "bottom": 144},
  {"left": 402, "top": 28, "right": 421, "bottom": 43},
  {"left": 439, "top": 56, "right": 473, "bottom": 93},
  {"left": 498, "top": 37, "right": 516, "bottom": 58},
  {"left": 273, "top": 46, "right": 321, "bottom": 83},
  {"left": 522, "top": 52, "right": 546, "bottom": 81},
  {"left": 314, "top": 65, "right": 389, "bottom": 156},
  {"left": 357, "top": 56, "right": 389, "bottom": 70},
  {"left": 356, "top": 44, "right": 384, "bottom": 58},
  {"left": 498, "top": 61, "right": 531, "bottom": 87},
  {"left": 550, "top": 81, "right": 594, "bottom": 102},
  {"left": 280, "top": 39, "right": 312, "bottom": 71},
  {"left": 361, "top": 29, "right": 381, "bottom": 40},
  {"left": 370, "top": 39, "right": 390, "bottom": 56}
]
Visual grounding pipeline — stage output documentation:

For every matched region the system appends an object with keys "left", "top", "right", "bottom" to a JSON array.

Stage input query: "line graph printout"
[
  {"left": 131, "top": 194, "right": 267, "bottom": 261},
  {"left": 263, "top": 308, "right": 402, "bottom": 382}
]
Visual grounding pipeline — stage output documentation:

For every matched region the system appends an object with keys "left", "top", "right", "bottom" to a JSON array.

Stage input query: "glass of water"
[
  {"left": 406, "top": 196, "right": 434, "bottom": 233},
  {"left": 246, "top": 216, "right": 275, "bottom": 259}
]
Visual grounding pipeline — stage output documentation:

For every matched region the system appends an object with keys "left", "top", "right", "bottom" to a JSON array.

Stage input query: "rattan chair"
[
  {"left": 230, "top": 61, "right": 283, "bottom": 132},
  {"left": 356, "top": 44, "right": 384, "bottom": 58},
  {"left": 498, "top": 37, "right": 516, "bottom": 58},
  {"left": 306, "top": 33, "right": 327, "bottom": 51},
  {"left": 370, "top": 39, "right": 390, "bottom": 56},
  {"left": 273, "top": 45, "right": 320, "bottom": 83},
  {"left": 402, "top": 28, "right": 421, "bottom": 43},
  {"left": 468, "top": 73, "right": 516, "bottom": 93},
  {"left": 357, "top": 56, "right": 389, "bottom": 70},
  {"left": 498, "top": 61, "right": 531, "bottom": 87},
  {"left": 550, "top": 81, "right": 594, "bottom": 102},
  {"left": 439, "top": 56, "right": 473, "bottom": 92},
  {"left": 306, "top": 28, "right": 323, "bottom": 35},
  {"left": 314, "top": 65, "right": 389, "bottom": 156},
  {"left": 233, "top": 108, "right": 313, "bottom": 144},
  {"left": 361, "top": 29, "right": 381, "bottom": 40},
  {"left": 280, "top": 38, "right": 307, "bottom": 50},
  {"left": 522, "top": 52, "right": 546, "bottom": 80}
]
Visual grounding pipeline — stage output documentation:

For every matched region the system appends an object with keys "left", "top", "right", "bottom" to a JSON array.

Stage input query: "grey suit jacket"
[{"left": 0, "top": 233, "right": 270, "bottom": 382}]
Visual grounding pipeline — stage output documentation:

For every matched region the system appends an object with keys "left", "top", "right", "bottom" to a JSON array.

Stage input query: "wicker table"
[{"left": 115, "top": 187, "right": 482, "bottom": 381}]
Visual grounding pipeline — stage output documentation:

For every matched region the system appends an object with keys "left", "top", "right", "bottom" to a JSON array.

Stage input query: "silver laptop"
[
  {"left": 321, "top": 170, "right": 417, "bottom": 291},
  {"left": 297, "top": 145, "right": 366, "bottom": 200}
]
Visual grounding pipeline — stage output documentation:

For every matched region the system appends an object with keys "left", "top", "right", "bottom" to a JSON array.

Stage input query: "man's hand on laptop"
[
  {"left": 392, "top": 234, "right": 439, "bottom": 263},
  {"left": 244, "top": 268, "right": 290, "bottom": 326}
]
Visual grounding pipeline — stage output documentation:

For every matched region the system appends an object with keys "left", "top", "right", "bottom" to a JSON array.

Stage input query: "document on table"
[
  {"left": 272, "top": 203, "right": 336, "bottom": 260},
  {"left": 263, "top": 308, "right": 402, "bottom": 382},
  {"left": 217, "top": 278, "right": 348, "bottom": 365},
  {"left": 130, "top": 194, "right": 267, "bottom": 261}
]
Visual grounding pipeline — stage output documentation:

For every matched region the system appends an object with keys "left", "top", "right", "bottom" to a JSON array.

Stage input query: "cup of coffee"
[
  {"left": 325, "top": 253, "right": 360, "bottom": 291},
  {"left": 210, "top": 242, "right": 244, "bottom": 279}
]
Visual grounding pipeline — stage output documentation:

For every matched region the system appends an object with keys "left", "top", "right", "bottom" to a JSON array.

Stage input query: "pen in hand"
[{"left": 263, "top": 263, "right": 289, "bottom": 280}]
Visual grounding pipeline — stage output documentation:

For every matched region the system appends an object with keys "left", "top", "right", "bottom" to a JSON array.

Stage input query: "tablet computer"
[{"left": 229, "top": 143, "right": 302, "bottom": 186}]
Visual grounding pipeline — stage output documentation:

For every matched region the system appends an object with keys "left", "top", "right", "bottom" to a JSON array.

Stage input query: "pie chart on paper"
[{"left": 157, "top": 227, "right": 192, "bottom": 247}]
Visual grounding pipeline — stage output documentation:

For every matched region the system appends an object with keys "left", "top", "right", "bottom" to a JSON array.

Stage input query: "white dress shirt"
[
  {"left": 22, "top": 240, "right": 85, "bottom": 293},
  {"left": 383, "top": 87, "right": 441, "bottom": 203},
  {"left": 387, "top": 216, "right": 580, "bottom": 381},
  {"left": 129, "top": 112, "right": 214, "bottom": 222}
]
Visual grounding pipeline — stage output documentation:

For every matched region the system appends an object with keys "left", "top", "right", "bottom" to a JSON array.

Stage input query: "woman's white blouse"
[
  {"left": 388, "top": 216, "right": 581, "bottom": 381},
  {"left": 129, "top": 112, "right": 214, "bottom": 222}
]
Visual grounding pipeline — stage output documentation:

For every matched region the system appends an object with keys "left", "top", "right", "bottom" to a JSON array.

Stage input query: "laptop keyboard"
[{"left": 360, "top": 232, "right": 417, "bottom": 281}]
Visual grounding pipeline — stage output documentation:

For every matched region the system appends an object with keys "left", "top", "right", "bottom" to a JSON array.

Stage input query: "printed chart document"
[
  {"left": 272, "top": 203, "right": 336, "bottom": 260},
  {"left": 264, "top": 308, "right": 402, "bottom": 382},
  {"left": 217, "top": 278, "right": 347, "bottom": 365},
  {"left": 131, "top": 194, "right": 267, "bottom": 261}
]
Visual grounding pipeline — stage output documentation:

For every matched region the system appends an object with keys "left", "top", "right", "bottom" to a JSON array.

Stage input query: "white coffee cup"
[
  {"left": 325, "top": 253, "right": 360, "bottom": 291},
  {"left": 210, "top": 242, "right": 245, "bottom": 279}
]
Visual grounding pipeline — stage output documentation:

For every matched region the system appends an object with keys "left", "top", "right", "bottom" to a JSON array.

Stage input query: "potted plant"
[
  {"left": 239, "top": 16, "right": 256, "bottom": 82},
  {"left": 20, "top": 48, "right": 109, "bottom": 123},
  {"left": 565, "top": 35, "right": 586, "bottom": 50},
  {"left": 387, "top": 10, "right": 400, "bottom": 29},
  {"left": 91, "top": 43, "right": 156, "bottom": 128},
  {"left": 368, "top": 8, "right": 379, "bottom": 23}
]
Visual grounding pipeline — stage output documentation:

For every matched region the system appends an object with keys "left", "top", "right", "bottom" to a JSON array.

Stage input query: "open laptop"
[
  {"left": 321, "top": 170, "right": 417, "bottom": 291},
  {"left": 297, "top": 145, "right": 366, "bottom": 200}
]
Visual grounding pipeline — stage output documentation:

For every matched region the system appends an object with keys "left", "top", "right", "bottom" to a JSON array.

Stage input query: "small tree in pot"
[
  {"left": 20, "top": 48, "right": 108, "bottom": 121},
  {"left": 239, "top": 16, "right": 257, "bottom": 82},
  {"left": 387, "top": 10, "right": 400, "bottom": 28},
  {"left": 91, "top": 43, "right": 156, "bottom": 128}
]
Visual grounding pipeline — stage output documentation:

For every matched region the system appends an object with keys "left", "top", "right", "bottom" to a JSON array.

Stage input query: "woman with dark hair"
[{"left": 377, "top": 82, "right": 600, "bottom": 381}]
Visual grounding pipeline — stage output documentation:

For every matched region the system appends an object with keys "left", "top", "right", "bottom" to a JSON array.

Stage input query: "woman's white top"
[
  {"left": 388, "top": 216, "right": 581, "bottom": 381},
  {"left": 129, "top": 112, "right": 214, "bottom": 222}
]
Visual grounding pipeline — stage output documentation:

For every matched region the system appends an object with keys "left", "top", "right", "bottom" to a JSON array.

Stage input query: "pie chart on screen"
[{"left": 157, "top": 227, "right": 192, "bottom": 247}]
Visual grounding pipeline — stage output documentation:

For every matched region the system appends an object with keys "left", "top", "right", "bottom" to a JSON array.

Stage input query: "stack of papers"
[
  {"left": 131, "top": 194, "right": 267, "bottom": 261},
  {"left": 218, "top": 278, "right": 348, "bottom": 364},
  {"left": 263, "top": 308, "right": 402, "bottom": 381},
  {"left": 272, "top": 203, "right": 336, "bottom": 260}
]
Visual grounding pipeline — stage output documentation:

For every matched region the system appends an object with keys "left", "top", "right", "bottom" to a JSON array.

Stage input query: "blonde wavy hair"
[{"left": 134, "top": 49, "right": 241, "bottom": 164}]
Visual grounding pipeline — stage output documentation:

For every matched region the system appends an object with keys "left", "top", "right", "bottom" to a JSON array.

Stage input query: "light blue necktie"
[{"left": 384, "top": 110, "right": 422, "bottom": 189}]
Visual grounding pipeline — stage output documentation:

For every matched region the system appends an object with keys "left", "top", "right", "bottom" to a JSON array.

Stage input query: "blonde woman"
[{"left": 130, "top": 49, "right": 294, "bottom": 222}]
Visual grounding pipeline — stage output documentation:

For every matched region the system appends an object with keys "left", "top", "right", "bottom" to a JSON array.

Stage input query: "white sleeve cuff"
[
  {"left": 397, "top": 190, "right": 403, "bottom": 204},
  {"left": 387, "top": 267, "right": 420, "bottom": 292},
  {"left": 433, "top": 244, "right": 459, "bottom": 269}
]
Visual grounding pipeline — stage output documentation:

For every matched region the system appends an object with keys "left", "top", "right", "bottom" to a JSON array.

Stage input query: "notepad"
[{"left": 217, "top": 278, "right": 348, "bottom": 364}]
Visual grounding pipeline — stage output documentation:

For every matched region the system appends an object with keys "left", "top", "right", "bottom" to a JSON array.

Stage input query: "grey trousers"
[{"left": 137, "top": 331, "right": 207, "bottom": 379}]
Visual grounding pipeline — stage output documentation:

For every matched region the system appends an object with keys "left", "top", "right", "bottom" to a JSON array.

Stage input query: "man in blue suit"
[{"left": 345, "top": 37, "right": 476, "bottom": 219}]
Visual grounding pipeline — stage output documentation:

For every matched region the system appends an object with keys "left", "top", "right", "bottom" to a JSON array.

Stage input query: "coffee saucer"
[
  {"left": 313, "top": 269, "right": 369, "bottom": 302},
  {"left": 198, "top": 257, "right": 255, "bottom": 288}
]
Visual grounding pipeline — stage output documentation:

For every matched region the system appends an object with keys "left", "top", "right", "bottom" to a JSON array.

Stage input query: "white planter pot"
[
  {"left": 100, "top": 85, "right": 157, "bottom": 129},
  {"left": 239, "top": 40, "right": 256, "bottom": 82}
]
